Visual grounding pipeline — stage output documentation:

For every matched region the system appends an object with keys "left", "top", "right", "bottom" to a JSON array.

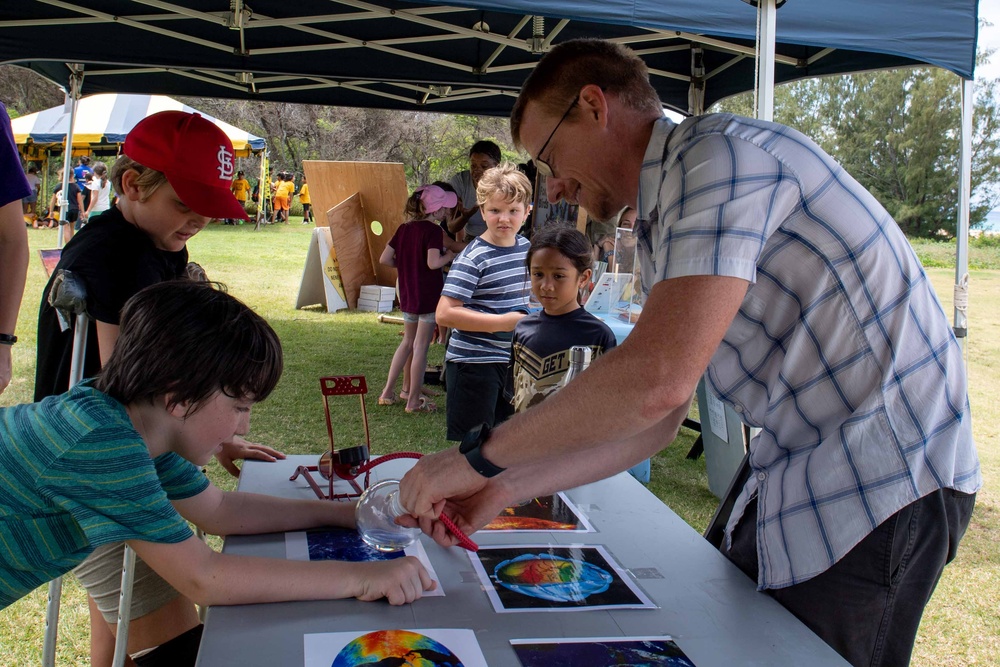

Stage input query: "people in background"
[
  {"left": 230, "top": 169, "right": 251, "bottom": 224},
  {"left": 298, "top": 173, "right": 313, "bottom": 224},
  {"left": 377, "top": 184, "right": 457, "bottom": 413},
  {"left": 23, "top": 165, "right": 41, "bottom": 217},
  {"left": 400, "top": 39, "right": 979, "bottom": 667},
  {"left": 84, "top": 161, "right": 112, "bottom": 222},
  {"left": 74, "top": 155, "right": 93, "bottom": 211},
  {"left": 436, "top": 162, "right": 532, "bottom": 441},
  {"left": 54, "top": 167, "right": 84, "bottom": 245},
  {"left": 447, "top": 140, "right": 502, "bottom": 241}
]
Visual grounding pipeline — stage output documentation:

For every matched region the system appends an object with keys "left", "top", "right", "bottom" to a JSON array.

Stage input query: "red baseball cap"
[{"left": 123, "top": 110, "right": 248, "bottom": 220}]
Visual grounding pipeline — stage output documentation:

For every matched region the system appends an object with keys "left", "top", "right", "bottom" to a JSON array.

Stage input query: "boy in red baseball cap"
[{"left": 34, "top": 111, "right": 280, "bottom": 667}]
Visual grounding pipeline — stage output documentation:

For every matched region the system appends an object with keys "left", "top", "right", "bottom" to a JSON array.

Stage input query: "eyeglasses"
[{"left": 533, "top": 95, "right": 579, "bottom": 178}]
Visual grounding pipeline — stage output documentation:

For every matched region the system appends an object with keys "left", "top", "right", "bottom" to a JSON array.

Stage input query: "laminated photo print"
[
  {"left": 285, "top": 527, "right": 444, "bottom": 596},
  {"left": 510, "top": 636, "right": 696, "bottom": 666},
  {"left": 469, "top": 544, "right": 655, "bottom": 613},
  {"left": 304, "top": 628, "right": 487, "bottom": 667},
  {"left": 482, "top": 493, "right": 594, "bottom": 532}
]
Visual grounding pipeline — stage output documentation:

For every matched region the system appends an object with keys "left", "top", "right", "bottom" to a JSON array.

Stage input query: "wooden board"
[
  {"left": 301, "top": 160, "right": 407, "bottom": 294},
  {"left": 326, "top": 193, "right": 376, "bottom": 310}
]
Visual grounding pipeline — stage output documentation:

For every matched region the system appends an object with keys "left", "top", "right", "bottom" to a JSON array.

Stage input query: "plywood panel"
[
  {"left": 302, "top": 160, "right": 407, "bottom": 289},
  {"left": 327, "top": 193, "right": 376, "bottom": 310}
]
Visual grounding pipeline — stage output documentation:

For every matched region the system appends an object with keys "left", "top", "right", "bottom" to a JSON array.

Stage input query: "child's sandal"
[
  {"left": 405, "top": 397, "right": 437, "bottom": 414},
  {"left": 377, "top": 394, "right": 397, "bottom": 406}
]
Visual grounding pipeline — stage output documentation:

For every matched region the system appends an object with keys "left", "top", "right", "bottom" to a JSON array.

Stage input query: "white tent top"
[{"left": 11, "top": 93, "right": 266, "bottom": 159}]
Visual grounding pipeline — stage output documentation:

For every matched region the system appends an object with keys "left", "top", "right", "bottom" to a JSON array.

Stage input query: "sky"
[{"left": 978, "top": 0, "right": 1000, "bottom": 82}]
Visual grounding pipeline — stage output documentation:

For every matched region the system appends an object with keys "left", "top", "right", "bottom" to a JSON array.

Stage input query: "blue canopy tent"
[{"left": 0, "top": 1, "right": 979, "bottom": 116}]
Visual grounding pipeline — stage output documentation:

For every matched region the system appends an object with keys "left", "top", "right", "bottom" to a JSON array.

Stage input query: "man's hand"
[
  {"left": 400, "top": 483, "right": 511, "bottom": 549},
  {"left": 352, "top": 557, "right": 437, "bottom": 605},
  {"left": 398, "top": 447, "right": 489, "bottom": 520},
  {"left": 0, "top": 346, "right": 12, "bottom": 396},
  {"left": 214, "top": 435, "right": 286, "bottom": 478}
]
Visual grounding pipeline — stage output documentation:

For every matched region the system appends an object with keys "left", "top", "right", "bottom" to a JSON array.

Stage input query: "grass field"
[{"left": 0, "top": 221, "right": 996, "bottom": 665}]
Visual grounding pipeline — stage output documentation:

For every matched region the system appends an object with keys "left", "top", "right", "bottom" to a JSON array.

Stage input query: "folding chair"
[{"left": 41, "top": 270, "right": 137, "bottom": 667}]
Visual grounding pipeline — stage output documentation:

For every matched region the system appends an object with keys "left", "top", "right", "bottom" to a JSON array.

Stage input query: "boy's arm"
[
  {"left": 171, "top": 483, "right": 356, "bottom": 536},
  {"left": 129, "top": 534, "right": 434, "bottom": 607},
  {"left": 435, "top": 295, "right": 525, "bottom": 332}
]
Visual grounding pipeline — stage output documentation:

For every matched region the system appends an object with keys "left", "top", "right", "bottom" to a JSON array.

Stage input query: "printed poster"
[
  {"left": 511, "top": 636, "right": 696, "bottom": 666},
  {"left": 469, "top": 544, "right": 656, "bottom": 613},
  {"left": 286, "top": 527, "right": 444, "bottom": 596},
  {"left": 304, "top": 628, "right": 487, "bottom": 667},
  {"left": 482, "top": 493, "right": 594, "bottom": 532}
]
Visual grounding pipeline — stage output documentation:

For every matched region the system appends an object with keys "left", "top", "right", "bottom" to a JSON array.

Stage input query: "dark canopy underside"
[{"left": 0, "top": 1, "right": 978, "bottom": 116}]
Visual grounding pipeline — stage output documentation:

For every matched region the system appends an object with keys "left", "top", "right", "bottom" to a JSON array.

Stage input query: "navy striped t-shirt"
[{"left": 442, "top": 235, "right": 530, "bottom": 363}]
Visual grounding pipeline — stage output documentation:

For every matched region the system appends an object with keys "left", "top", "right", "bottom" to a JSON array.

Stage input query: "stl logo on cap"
[{"left": 216, "top": 145, "right": 234, "bottom": 181}]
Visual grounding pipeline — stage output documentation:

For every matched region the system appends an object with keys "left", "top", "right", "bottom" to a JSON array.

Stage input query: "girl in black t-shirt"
[{"left": 509, "top": 226, "right": 616, "bottom": 414}]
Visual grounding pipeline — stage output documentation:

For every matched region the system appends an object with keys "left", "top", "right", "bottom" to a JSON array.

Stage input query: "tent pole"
[
  {"left": 754, "top": 0, "right": 777, "bottom": 121},
  {"left": 56, "top": 65, "right": 83, "bottom": 251},
  {"left": 954, "top": 76, "right": 973, "bottom": 358}
]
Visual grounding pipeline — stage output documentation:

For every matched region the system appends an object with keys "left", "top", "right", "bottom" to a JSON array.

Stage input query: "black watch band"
[
  {"left": 0, "top": 333, "right": 17, "bottom": 345},
  {"left": 459, "top": 423, "right": 506, "bottom": 478}
]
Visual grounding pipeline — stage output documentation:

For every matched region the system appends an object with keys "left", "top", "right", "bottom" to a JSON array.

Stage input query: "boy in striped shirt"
[{"left": 436, "top": 163, "right": 532, "bottom": 441}]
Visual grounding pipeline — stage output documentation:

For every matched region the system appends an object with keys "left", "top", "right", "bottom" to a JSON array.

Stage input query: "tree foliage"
[{"left": 713, "top": 61, "right": 1000, "bottom": 238}]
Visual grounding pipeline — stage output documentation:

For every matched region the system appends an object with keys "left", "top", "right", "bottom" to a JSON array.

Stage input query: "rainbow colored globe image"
[
  {"left": 331, "top": 629, "right": 463, "bottom": 666},
  {"left": 493, "top": 553, "right": 613, "bottom": 602}
]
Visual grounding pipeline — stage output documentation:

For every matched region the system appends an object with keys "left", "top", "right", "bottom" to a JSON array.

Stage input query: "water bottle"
[
  {"left": 355, "top": 479, "right": 420, "bottom": 552},
  {"left": 561, "top": 345, "right": 592, "bottom": 387}
]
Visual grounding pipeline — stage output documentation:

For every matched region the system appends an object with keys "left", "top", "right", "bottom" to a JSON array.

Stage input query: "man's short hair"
[
  {"left": 476, "top": 161, "right": 533, "bottom": 208},
  {"left": 469, "top": 140, "right": 502, "bottom": 164},
  {"left": 511, "top": 39, "right": 662, "bottom": 147},
  {"left": 110, "top": 155, "right": 169, "bottom": 200},
  {"left": 96, "top": 281, "right": 283, "bottom": 414}
]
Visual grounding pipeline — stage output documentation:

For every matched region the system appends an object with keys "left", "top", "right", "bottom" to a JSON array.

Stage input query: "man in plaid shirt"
[{"left": 401, "top": 39, "right": 980, "bottom": 667}]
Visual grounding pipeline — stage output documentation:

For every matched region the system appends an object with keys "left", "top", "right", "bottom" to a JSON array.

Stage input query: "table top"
[{"left": 196, "top": 455, "right": 848, "bottom": 666}]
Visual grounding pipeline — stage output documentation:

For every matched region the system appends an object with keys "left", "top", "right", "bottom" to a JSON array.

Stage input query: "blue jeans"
[{"left": 723, "top": 489, "right": 975, "bottom": 667}]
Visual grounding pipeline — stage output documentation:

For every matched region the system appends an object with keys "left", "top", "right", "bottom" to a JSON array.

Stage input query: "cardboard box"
[
  {"left": 357, "top": 296, "right": 393, "bottom": 312},
  {"left": 360, "top": 285, "right": 395, "bottom": 301}
]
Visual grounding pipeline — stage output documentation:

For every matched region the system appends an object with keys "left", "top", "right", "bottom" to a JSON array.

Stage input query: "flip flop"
[
  {"left": 405, "top": 397, "right": 438, "bottom": 413},
  {"left": 400, "top": 386, "right": 441, "bottom": 400},
  {"left": 377, "top": 394, "right": 397, "bottom": 406}
]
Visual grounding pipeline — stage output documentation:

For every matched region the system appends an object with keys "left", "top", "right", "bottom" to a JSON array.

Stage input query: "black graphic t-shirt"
[{"left": 508, "top": 308, "right": 617, "bottom": 413}]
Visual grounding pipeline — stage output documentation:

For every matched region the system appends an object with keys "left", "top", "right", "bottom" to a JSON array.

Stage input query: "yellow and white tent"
[{"left": 11, "top": 93, "right": 265, "bottom": 160}]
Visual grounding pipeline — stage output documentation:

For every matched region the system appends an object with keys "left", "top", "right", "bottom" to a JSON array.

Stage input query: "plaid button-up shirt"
[{"left": 636, "top": 115, "right": 981, "bottom": 589}]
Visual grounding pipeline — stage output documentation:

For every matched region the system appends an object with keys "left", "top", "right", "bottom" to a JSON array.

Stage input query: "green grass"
[{"left": 0, "top": 222, "right": 996, "bottom": 665}]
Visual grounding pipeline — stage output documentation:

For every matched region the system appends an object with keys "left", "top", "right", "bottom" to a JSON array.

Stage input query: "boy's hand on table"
[
  {"left": 215, "top": 436, "right": 286, "bottom": 477},
  {"left": 353, "top": 557, "right": 436, "bottom": 605}
]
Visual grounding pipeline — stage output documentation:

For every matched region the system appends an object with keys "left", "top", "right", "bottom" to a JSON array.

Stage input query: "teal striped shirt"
[{"left": 0, "top": 381, "right": 209, "bottom": 609}]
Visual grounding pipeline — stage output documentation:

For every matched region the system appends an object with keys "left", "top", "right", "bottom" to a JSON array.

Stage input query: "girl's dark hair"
[
  {"left": 527, "top": 224, "right": 592, "bottom": 274},
  {"left": 96, "top": 281, "right": 283, "bottom": 414},
  {"left": 92, "top": 161, "right": 108, "bottom": 188}
]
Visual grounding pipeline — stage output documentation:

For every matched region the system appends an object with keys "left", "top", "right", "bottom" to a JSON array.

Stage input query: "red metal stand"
[{"left": 289, "top": 375, "right": 372, "bottom": 501}]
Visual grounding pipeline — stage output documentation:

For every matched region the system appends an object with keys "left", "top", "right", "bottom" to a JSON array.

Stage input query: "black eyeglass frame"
[{"left": 533, "top": 95, "right": 579, "bottom": 178}]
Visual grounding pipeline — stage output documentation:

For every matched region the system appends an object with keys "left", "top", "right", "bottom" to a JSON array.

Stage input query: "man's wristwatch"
[
  {"left": 459, "top": 423, "right": 506, "bottom": 478},
  {"left": 0, "top": 333, "right": 17, "bottom": 345}
]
